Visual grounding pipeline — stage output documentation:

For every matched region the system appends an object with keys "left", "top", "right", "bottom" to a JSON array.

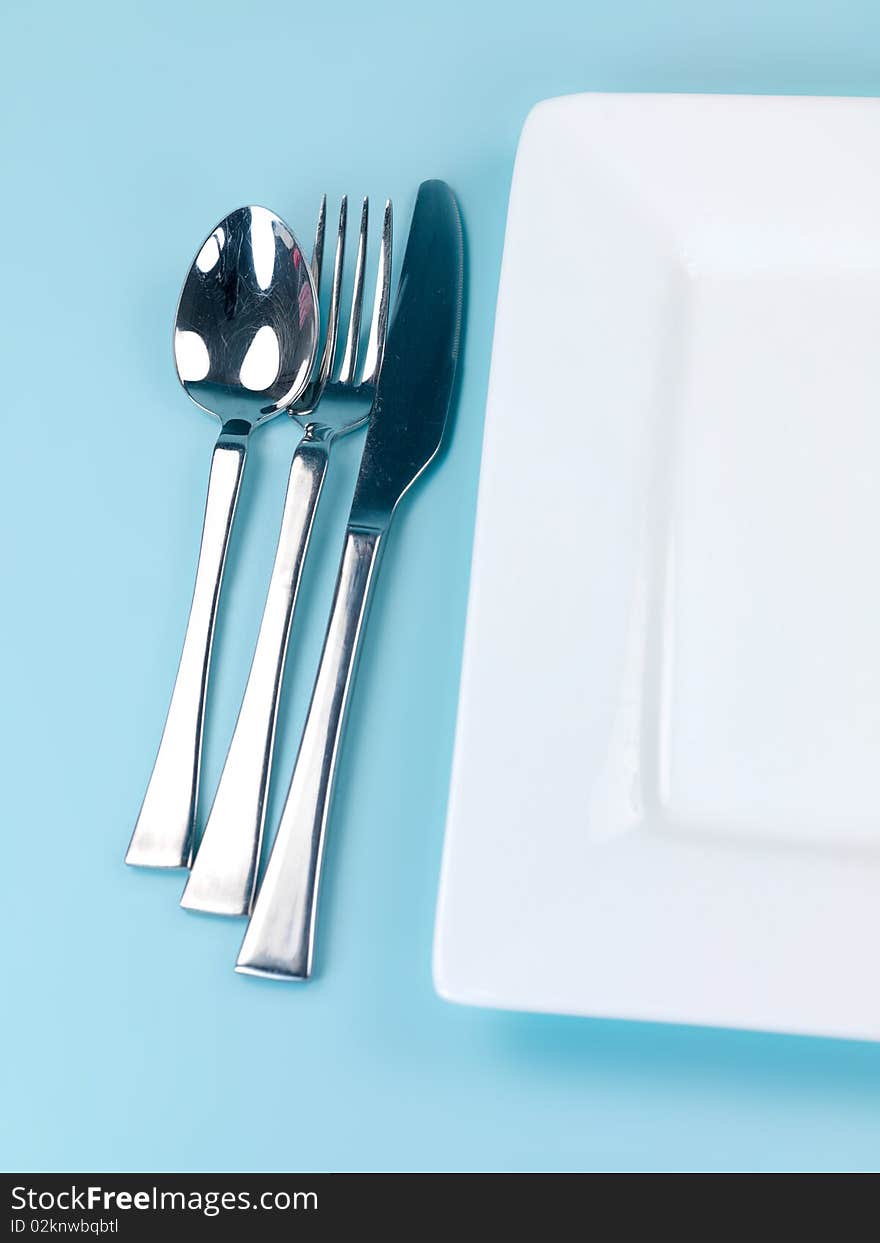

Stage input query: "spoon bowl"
[{"left": 174, "top": 205, "right": 319, "bottom": 426}]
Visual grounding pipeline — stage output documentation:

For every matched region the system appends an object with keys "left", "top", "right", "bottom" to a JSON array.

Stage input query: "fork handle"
[
  {"left": 180, "top": 429, "right": 331, "bottom": 915},
  {"left": 236, "top": 522, "right": 385, "bottom": 979},
  {"left": 126, "top": 420, "right": 249, "bottom": 869}
]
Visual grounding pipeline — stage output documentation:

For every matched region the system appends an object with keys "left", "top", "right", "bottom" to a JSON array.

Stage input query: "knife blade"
[
  {"left": 236, "top": 180, "right": 464, "bottom": 979},
  {"left": 349, "top": 180, "right": 464, "bottom": 527}
]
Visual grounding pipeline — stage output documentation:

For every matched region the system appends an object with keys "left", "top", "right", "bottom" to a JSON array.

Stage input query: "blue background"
[{"left": 4, "top": 0, "right": 880, "bottom": 1173}]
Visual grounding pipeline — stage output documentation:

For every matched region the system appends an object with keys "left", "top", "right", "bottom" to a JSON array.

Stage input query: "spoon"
[{"left": 125, "top": 205, "right": 319, "bottom": 870}]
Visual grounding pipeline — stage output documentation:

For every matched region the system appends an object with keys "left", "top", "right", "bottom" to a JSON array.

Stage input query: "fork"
[{"left": 179, "top": 195, "right": 392, "bottom": 916}]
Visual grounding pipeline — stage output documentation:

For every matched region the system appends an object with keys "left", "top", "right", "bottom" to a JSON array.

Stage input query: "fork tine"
[
  {"left": 315, "top": 196, "right": 347, "bottom": 391},
  {"left": 360, "top": 199, "right": 392, "bottom": 388},
  {"left": 310, "top": 194, "right": 327, "bottom": 289},
  {"left": 336, "top": 197, "right": 369, "bottom": 386}
]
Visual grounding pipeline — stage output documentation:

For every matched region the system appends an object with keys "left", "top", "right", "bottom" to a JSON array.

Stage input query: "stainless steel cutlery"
[
  {"left": 127, "top": 180, "right": 463, "bottom": 980},
  {"left": 236, "top": 180, "right": 463, "bottom": 979},
  {"left": 126, "top": 207, "right": 318, "bottom": 870},
  {"left": 180, "top": 195, "right": 393, "bottom": 917}
]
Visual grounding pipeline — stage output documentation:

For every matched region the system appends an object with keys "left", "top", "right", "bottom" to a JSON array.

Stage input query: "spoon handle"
[
  {"left": 180, "top": 429, "right": 331, "bottom": 916},
  {"left": 235, "top": 522, "right": 386, "bottom": 979},
  {"left": 125, "top": 420, "right": 249, "bottom": 869}
]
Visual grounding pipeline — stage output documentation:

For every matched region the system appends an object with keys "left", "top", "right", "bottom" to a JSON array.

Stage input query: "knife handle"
[
  {"left": 236, "top": 522, "right": 385, "bottom": 979},
  {"left": 180, "top": 429, "right": 331, "bottom": 916},
  {"left": 126, "top": 420, "right": 249, "bottom": 869}
]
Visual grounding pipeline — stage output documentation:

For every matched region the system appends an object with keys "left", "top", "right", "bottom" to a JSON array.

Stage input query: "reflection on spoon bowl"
[{"left": 174, "top": 204, "right": 318, "bottom": 426}]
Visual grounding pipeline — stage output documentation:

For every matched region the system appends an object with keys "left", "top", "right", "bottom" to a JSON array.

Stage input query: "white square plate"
[{"left": 434, "top": 93, "right": 880, "bottom": 1041}]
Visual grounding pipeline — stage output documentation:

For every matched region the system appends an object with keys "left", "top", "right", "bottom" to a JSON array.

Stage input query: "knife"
[{"left": 236, "top": 180, "right": 464, "bottom": 980}]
